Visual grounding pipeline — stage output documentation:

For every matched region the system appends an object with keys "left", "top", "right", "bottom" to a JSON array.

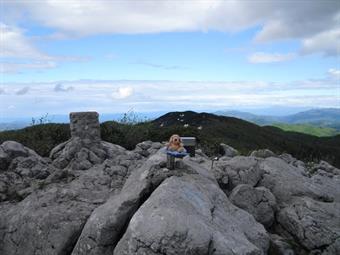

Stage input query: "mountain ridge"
[{"left": 215, "top": 108, "right": 340, "bottom": 130}]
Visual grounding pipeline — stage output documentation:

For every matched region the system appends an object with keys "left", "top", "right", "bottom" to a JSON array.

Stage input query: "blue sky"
[{"left": 0, "top": 1, "right": 339, "bottom": 119}]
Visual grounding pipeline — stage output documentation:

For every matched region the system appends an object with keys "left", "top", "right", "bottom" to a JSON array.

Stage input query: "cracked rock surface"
[
  {"left": 229, "top": 184, "right": 277, "bottom": 228},
  {"left": 114, "top": 174, "right": 269, "bottom": 255}
]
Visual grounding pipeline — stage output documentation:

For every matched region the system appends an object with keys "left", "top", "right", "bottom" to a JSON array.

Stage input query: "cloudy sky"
[{"left": 0, "top": 0, "right": 339, "bottom": 119}]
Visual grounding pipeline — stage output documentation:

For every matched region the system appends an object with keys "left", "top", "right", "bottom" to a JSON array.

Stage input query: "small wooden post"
[{"left": 167, "top": 154, "right": 175, "bottom": 170}]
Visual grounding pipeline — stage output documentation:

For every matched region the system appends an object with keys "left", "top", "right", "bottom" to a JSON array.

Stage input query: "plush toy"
[{"left": 166, "top": 134, "right": 186, "bottom": 152}]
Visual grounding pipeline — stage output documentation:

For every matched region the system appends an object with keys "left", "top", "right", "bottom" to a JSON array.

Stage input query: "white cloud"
[
  {"left": 1, "top": 72, "right": 338, "bottom": 118},
  {"left": 0, "top": 23, "right": 90, "bottom": 73},
  {"left": 2, "top": 1, "right": 338, "bottom": 56},
  {"left": 328, "top": 68, "right": 340, "bottom": 79},
  {"left": 0, "top": 23, "right": 48, "bottom": 59},
  {"left": 301, "top": 28, "right": 340, "bottom": 56},
  {"left": 1, "top": 61, "right": 57, "bottom": 73},
  {"left": 111, "top": 87, "right": 134, "bottom": 99},
  {"left": 248, "top": 52, "right": 295, "bottom": 63}
]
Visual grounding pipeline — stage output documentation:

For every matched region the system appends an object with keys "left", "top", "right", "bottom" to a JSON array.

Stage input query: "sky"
[{"left": 0, "top": 0, "right": 339, "bottom": 120}]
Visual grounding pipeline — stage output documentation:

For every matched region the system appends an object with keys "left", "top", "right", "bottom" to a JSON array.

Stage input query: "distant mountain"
[
  {"left": 283, "top": 108, "right": 340, "bottom": 127},
  {"left": 0, "top": 121, "right": 30, "bottom": 131},
  {"left": 216, "top": 108, "right": 340, "bottom": 131},
  {"left": 0, "top": 111, "right": 166, "bottom": 131}
]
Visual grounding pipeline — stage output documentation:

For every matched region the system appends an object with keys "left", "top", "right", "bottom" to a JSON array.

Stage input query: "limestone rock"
[
  {"left": 279, "top": 153, "right": 306, "bottom": 171},
  {"left": 134, "top": 140, "right": 163, "bottom": 158},
  {"left": 268, "top": 234, "right": 295, "bottom": 255},
  {"left": 50, "top": 112, "right": 110, "bottom": 170},
  {"left": 0, "top": 162, "right": 126, "bottom": 255},
  {"left": 258, "top": 157, "right": 340, "bottom": 203},
  {"left": 250, "top": 149, "right": 276, "bottom": 158},
  {"left": 230, "top": 184, "right": 277, "bottom": 228},
  {"left": 0, "top": 144, "right": 52, "bottom": 202},
  {"left": 114, "top": 175, "right": 269, "bottom": 255},
  {"left": 70, "top": 111, "right": 101, "bottom": 143},
  {"left": 220, "top": 143, "right": 238, "bottom": 157},
  {"left": 309, "top": 160, "right": 340, "bottom": 176},
  {"left": 0, "top": 146, "right": 9, "bottom": 171},
  {"left": 72, "top": 151, "right": 196, "bottom": 255},
  {"left": 214, "top": 156, "right": 264, "bottom": 191},
  {"left": 8, "top": 156, "right": 50, "bottom": 179},
  {"left": 1, "top": 141, "right": 31, "bottom": 159},
  {"left": 277, "top": 197, "right": 340, "bottom": 251}
]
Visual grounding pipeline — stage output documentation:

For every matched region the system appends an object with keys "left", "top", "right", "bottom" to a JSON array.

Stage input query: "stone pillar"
[{"left": 69, "top": 112, "right": 101, "bottom": 144}]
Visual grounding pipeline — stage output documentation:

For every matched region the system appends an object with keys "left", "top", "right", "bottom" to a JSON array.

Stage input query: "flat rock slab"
[
  {"left": 277, "top": 196, "right": 340, "bottom": 251},
  {"left": 259, "top": 157, "right": 340, "bottom": 203},
  {"left": 114, "top": 174, "right": 269, "bottom": 255},
  {"left": 230, "top": 184, "right": 277, "bottom": 228},
  {"left": 214, "top": 156, "right": 264, "bottom": 191}
]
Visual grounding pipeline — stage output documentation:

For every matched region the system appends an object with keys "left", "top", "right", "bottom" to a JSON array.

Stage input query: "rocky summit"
[{"left": 0, "top": 112, "right": 339, "bottom": 255}]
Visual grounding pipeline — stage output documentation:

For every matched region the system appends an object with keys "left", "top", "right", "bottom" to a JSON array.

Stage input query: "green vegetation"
[
  {"left": 272, "top": 123, "right": 339, "bottom": 137},
  {"left": 0, "top": 111, "right": 339, "bottom": 168},
  {"left": 0, "top": 123, "right": 70, "bottom": 157}
]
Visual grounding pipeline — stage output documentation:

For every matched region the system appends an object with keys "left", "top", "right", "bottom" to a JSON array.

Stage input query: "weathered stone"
[
  {"left": 0, "top": 146, "right": 9, "bottom": 171},
  {"left": 321, "top": 238, "right": 340, "bottom": 255},
  {"left": 1, "top": 141, "right": 30, "bottom": 159},
  {"left": 310, "top": 160, "right": 340, "bottom": 176},
  {"left": 230, "top": 184, "right": 277, "bottom": 228},
  {"left": 279, "top": 153, "right": 306, "bottom": 174},
  {"left": 70, "top": 112, "right": 101, "bottom": 143},
  {"left": 214, "top": 156, "right": 264, "bottom": 191},
  {"left": 277, "top": 197, "right": 340, "bottom": 251},
  {"left": 9, "top": 156, "right": 49, "bottom": 179},
  {"left": 269, "top": 234, "right": 295, "bottom": 255},
  {"left": 114, "top": 175, "right": 269, "bottom": 255},
  {"left": 71, "top": 151, "right": 174, "bottom": 255},
  {"left": 50, "top": 112, "right": 111, "bottom": 170},
  {"left": 258, "top": 157, "right": 340, "bottom": 203},
  {"left": 0, "top": 163, "right": 124, "bottom": 255},
  {"left": 220, "top": 143, "right": 238, "bottom": 157},
  {"left": 250, "top": 149, "right": 276, "bottom": 158},
  {"left": 133, "top": 141, "right": 164, "bottom": 158}
]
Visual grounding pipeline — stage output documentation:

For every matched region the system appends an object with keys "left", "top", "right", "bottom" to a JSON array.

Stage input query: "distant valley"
[{"left": 215, "top": 108, "right": 340, "bottom": 136}]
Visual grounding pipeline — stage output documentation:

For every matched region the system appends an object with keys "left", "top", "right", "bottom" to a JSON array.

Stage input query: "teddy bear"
[{"left": 166, "top": 134, "right": 186, "bottom": 152}]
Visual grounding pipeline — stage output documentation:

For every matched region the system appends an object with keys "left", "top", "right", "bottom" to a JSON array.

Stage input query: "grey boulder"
[
  {"left": 258, "top": 157, "right": 340, "bottom": 203},
  {"left": 230, "top": 184, "right": 277, "bottom": 228},
  {"left": 220, "top": 143, "right": 238, "bottom": 157},
  {"left": 0, "top": 146, "right": 9, "bottom": 171},
  {"left": 114, "top": 174, "right": 269, "bottom": 255},
  {"left": 72, "top": 151, "right": 204, "bottom": 255},
  {"left": 1, "top": 141, "right": 35, "bottom": 159},
  {"left": 250, "top": 149, "right": 276, "bottom": 159},
  {"left": 214, "top": 156, "right": 264, "bottom": 191},
  {"left": 277, "top": 196, "right": 340, "bottom": 252},
  {"left": 268, "top": 234, "right": 295, "bottom": 255},
  {"left": 0, "top": 141, "right": 145, "bottom": 255},
  {"left": 0, "top": 162, "right": 120, "bottom": 255}
]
